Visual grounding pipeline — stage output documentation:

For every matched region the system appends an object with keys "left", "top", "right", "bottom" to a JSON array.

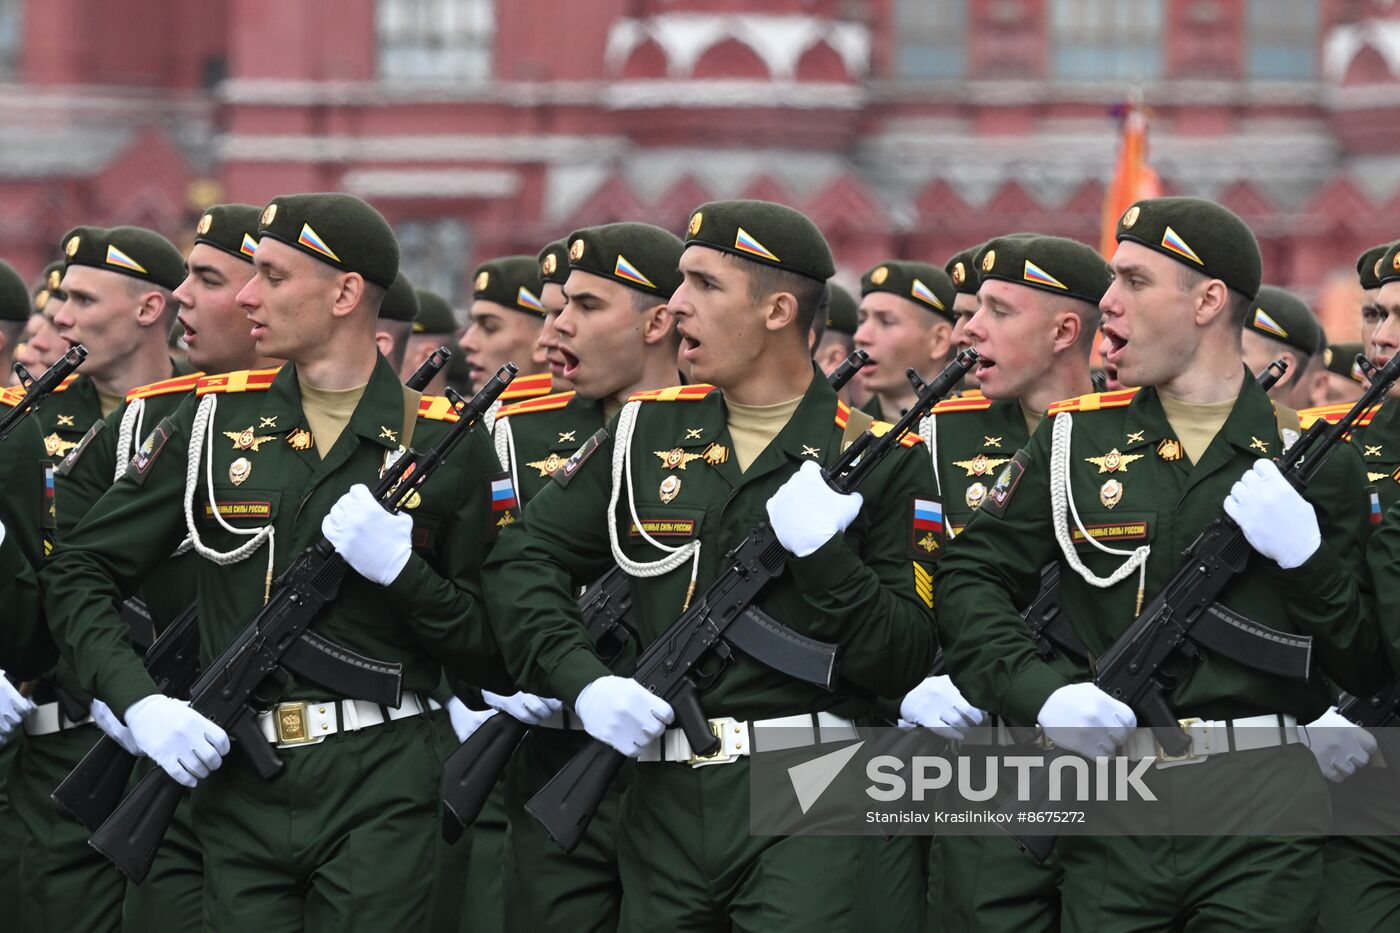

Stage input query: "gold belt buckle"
[
  {"left": 688, "top": 719, "right": 733, "bottom": 767},
  {"left": 274, "top": 701, "right": 316, "bottom": 746},
  {"left": 1155, "top": 717, "right": 1202, "bottom": 762}
]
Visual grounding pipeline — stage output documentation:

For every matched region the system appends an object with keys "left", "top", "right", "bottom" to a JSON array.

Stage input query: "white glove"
[
  {"left": 445, "top": 696, "right": 497, "bottom": 743},
  {"left": 1301, "top": 707, "right": 1377, "bottom": 782},
  {"left": 91, "top": 699, "right": 141, "bottom": 756},
  {"left": 1037, "top": 683, "right": 1136, "bottom": 759},
  {"left": 124, "top": 695, "right": 229, "bottom": 789},
  {"left": 898, "top": 675, "right": 986, "bottom": 741},
  {"left": 1223, "top": 459, "right": 1320, "bottom": 570},
  {"left": 482, "top": 690, "right": 563, "bottom": 726},
  {"left": 574, "top": 675, "right": 674, "bottom": 757},
  {"left": 0, "top": 673, "right": 34, "bottom": 742},
  {"left": 322, "top": 484, "right": 413, "bottom": 586},
  {"left": 766, "top": 460, "right": 864, "bottom": 558}
]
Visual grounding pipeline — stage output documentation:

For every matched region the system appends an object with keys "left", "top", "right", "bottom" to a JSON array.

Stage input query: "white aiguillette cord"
[
  {"left": 1049, "top": 411, "right": 1150, "bottom": 614},
  {"left": 183, "top": 394, "right": 276, "bottom": 603},
  {"left": 607, "top": 400, "right": 701, "bottom": 610}
]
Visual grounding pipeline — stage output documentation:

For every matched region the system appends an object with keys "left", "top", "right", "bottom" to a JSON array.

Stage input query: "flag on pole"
[{"left": 1100, "top": 101, "right": 1162, "bottom": 259}]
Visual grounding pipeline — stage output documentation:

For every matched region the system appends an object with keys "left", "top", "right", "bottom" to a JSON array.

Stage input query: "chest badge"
[
  {"left": 1157, "top": 438, "right": 1183, "bottom": 462},
  {"left": 287, "top": 428, "right": 314, "bottom": 451},
  {"left": 1085, "top": 448, "right": 1143, "bottom": 473},
  {"left": 659, "top": 475, "right": 681, "bottom": 504},
  {"left": 527, "top": 453, "right": 566, "bottom": 477},
  {"left": 655, "top": 448, "right": 702, "bottom": 470},
  {"left": 965, "top": 482, "right": 987, "bottom": 509},
  {"left": 229, "top": 457, "right": 252, "bottom": 486},
  {"left": 1100, "top": 478, "right": 1124, "bottom": 509},
  {"left": 44, "top": 433, "right": 77, "bottom": 458},
  {"left": 224, "top": 426, "right": 276, "bottom": 452},
  {"left": 953, "top": 453, "right": 1011, "bottom": 477},
  {"left": 1249, "top": 436, "right": 1270, "bottom": 455},
  {"left": 702, "top": 442, "right": 729, "bottom": 466}
]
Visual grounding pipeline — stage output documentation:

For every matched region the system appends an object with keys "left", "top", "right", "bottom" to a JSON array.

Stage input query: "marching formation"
[{"left": 0, "top": 188, "right": 1397, "bottom": 933}]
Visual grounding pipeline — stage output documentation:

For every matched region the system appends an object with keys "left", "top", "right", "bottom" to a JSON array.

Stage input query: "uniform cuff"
[
  {"left": 1003, "top": 662, "right": 1071, "bottom": 728},
  {"left": 787, "top": 533, "right": 861, "bottom": 593},
  {"left": 548, "top": 647, "right": 612, "bottom": 708},
  {"left": 107, "top": 676, "right": 162, "bottom": 721},
  {"left": 1280, "top": 541, "right": 1342, "bottom": 613},
  {"left": 385, "top": 552, "right": 432, "bottom": 601}
]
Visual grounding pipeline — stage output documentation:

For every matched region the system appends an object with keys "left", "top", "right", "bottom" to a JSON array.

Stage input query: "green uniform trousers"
[
  {"left": 502, "top": 728, "right": 627, "bottom": 933},
  {"left": 615, "top": 758, "right": 866, "bottom": 932},
  {"left": 193, "top": 713, "right": 450, "bottom": 932},
  {"left": 458, "top": 786, "right": 505, "bottom": 932},
  {"left": 854, "top": 836, "right": 927, "bottom": 932},
  {"left": 1319, "top": 766, "right": 1400, "bottom": 933},
  {"left": 11, "top": 726, "right": 123, "bottom": 933},
  {"left": 1058, "top": 745, "right": 1327, "bottom": 932},
  {"left": 122, "top": 760, "right": 203, "bottom": 933},
  {"left": 0, "top": 741, "right": 23, "bottom": 930}
]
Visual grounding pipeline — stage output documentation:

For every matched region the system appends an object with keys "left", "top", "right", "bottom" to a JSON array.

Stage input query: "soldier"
[
  {"left": 42, "top": 193, "right": 513, "bottom": 930},
  {"left": 946, "top": 245, "right": 983, "bottom": 391},
  {"left": 893, "top": 234, "right": 1109, "bottom": 933},
  {"left": 938, "top": 197, "right": 1378, "bottom": 931},
  {"left": 0, "top": 261, "right": 29, "bottom": 376},
  {"left": 401, "top": 288, "right": 458, "bottom": 396},
  {"left": 1239, "top": 284, "right": 1327, "bottom": 410},
  {"left": 373, "top": 270, "right": 421, "bottom": 375},
  {"left": 811, "top": 283, "right": 857, "bottom": 375},
  {"left": 1314, "top": 342, "right": 1366, "bottom": 407},
  {"left": 535, "top": 239, "right": 574, "bottom": 394},
  {"left": 460, "top": 255, "right": 556, "bottom": 434},
  {"left": 476, "top": 222, "right": 685, "bottom": 933},
  {"left": 9, "top": 225, "right": 188, "bottom": 933},
  {"left": 14, "top": 262, "right": 69, "bottom": 381},
  {"left": 1359, "top": 242, "right": 1392, "bottom": 369},
  {"left": 483, "top": 199, "right": 938, "bottom": 930},
  {"left": 853, "top": 260, "right": 958, "bottom": 420}
]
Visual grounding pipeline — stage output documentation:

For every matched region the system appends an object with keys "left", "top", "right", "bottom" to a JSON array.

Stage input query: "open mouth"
[
  {"left": 1102, "top": 329, "right": 1128, "bottom": 364},
  {"left": 179, "top": 316, "right": 197, "bottom": 343},
  {"left": 975, "top": 355, "right": 996, "bottom": 380},
  {"left": 247, "top": 317, "right": 267, "bottom": 340},
  {"left": 679, "top": 331, "right": 701, "bottom": 362},
  {"left": 558, "top": 346, "right": 581, "bottom": 380}
]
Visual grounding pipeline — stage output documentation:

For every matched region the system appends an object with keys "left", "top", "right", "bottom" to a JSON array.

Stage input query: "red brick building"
[{"left": 2, "top": 0, "right": 1398, "bottom": 326}]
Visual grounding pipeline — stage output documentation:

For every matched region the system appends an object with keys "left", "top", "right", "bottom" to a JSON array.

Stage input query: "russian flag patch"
[
  {"left": 1370, "top": 486, "right": 1383, "bottom": 525},
  {"left": 487, "top": 473, "right": 519, "bottom": 538},
  {"left": 910, "top": 495, "right": 944, "bottom": 559}
]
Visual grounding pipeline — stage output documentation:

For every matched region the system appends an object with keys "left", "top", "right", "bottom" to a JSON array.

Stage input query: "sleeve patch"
[
  {"left": 913, "top": 561, "right": 934, "bottom": 609},
  {"left": 123, "top": 418, "right": 174, "bottom": 485},
  {"left": 553, "top": 426, "right": 609, "bottom": 489},
  {"left": 486, "top": 472, "right": 519, "bottom": 540},
  {"left": 909, "top": 494, "right": 944, "bottom": 561},
  {"left": 54, "top": 418, "right": 106, "bottom": 477},
  {"left": 980, "top": 449, "right": 1030, "bottom": 519}
]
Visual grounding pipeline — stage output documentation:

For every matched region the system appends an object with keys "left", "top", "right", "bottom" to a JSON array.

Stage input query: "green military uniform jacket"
[
  {"left": 938, "top": 371, "right": 1380, "bottom": 728},
  {"left": 494, "top": 391, "right": 606, "bottom": 505},
  {"left": 0, "top": 388, "right": 49, "bottom": 676},
  {"left": 1302, "top": 399, "right": 1400, "bottom": 513},
  {"left": 483, "top": 367, "right": 939, "bottom": 720},
  {"left": 35, "top": 374, "right": 102, "bottom": 463},
  {"left": 925, "top": 394, "right": 1032, "bottom": 543},
  {"left": 42, "top": 355, "right": 512, "bottom": 716}
]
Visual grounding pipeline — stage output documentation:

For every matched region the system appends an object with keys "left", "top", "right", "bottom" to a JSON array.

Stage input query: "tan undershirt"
[
  {"left": 97, "top": 390, "right": 123, "bottom": 418},
  {"left": 602, "top": 396, "right": 623, "bottom": 425},
  {"left": 1021, "top": 402, "right": 1044, "bottom": 438},
  {"left": 727, "top": 396, "right": 803, "bottom": 473},
  {"left": 298, "top": 376, "right": 369, "bottom": 459},
  {"left": 1159, "top": 394, "right": 1236, "bottom": 465}
]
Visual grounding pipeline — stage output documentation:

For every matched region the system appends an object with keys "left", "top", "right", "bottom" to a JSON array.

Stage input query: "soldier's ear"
[
  {"left": 330, "top": 272, "right": 369, "bottom": 319},
  {"left": 640, "top": 301, "right": 674, "bottom": 347},
  {"left": 762, "top": 290, "right": 800, "bottom": 333},
  {"left": 926, "top": 318, "right": 953, "bottom": 362}
]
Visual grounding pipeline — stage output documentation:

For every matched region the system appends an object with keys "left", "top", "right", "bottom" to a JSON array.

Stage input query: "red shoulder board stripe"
[
  {"left": 0, "top": 386, "right": 23, "bottom": 408},
  {"left": 1047, "top": 388, "right": 1140, "bottom": 416},
  {"left": 498, "top": 372, "right": 554, "bottom": 402},
  {"left": 126, "top": 372, "right": 205, "bottom": 402},
  {"left": 932, "top": 395, "right": 995, "bottom": 414},
  {"left": 498, "top": 391, "right": 576, "bottom": 420},
  {"left": 196, "top": 367, "right": 282, "bottom": 396},
  {"left": 1298, "top": 403, "right": 1378, "bottom": 428},
  {"left": 835, "top": 401, "right": 922, "bottom": 445},
  {"left": 49, "top": 374, "right": 78, "bottom": 394},
  {"left": 417, "top": 395, "right": 460, "bottom": 423},
  {"left": 627, "top": 384, "right": 716, "bottom": 403}
]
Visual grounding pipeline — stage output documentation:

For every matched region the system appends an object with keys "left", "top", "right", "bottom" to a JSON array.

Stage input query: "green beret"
[
  {"left": 0, "top": 261, "right": 28, "bottom": 322},
  {"left": 945, "top": 246, "right": 981, "bottom": 296},
  {"left": 473, "top": 255, "right": 546, "bottom": 318},
  {"left": 860, "top": 260, "right": 956, "bottom": 322},
  {"left": 538, "top": 240, "right": 570, "bottom": 286},
  {"left": 61, "top": 225, "right": 185, "bottom": 291},
  {"left": 973, "top": 235, "right": 1110, "bottom": 306},
  {"left": 413, "top": 288, "right": 457, "bottom": 335},
  {"left": 1359, "top": 243, "right": 1393, "bottom": 291},
  {"left": 825, "top": 283, "right": 858, "bottom": 335},
  {"left": 1246, "top": 285, "right": 1323, "bottom": 355},
  {"left": 1115, "top": 196, "right": 1261, "bottom": 299},
  {"left": 256, "top": 193, "right": 398, "bottom": 288},
  {"left": 194, "top": 204, "right": 261, "bottom": 264},
  {"left": 1376, "top": 242, "right": 1400, "bottom": 288},
  {"left": 566, "top": 223, "right": 684, "bottom": 299},
  {"left": 1324, "top": 343, "right": 1366, "bottom": 383},
  {"left": 684, "top": 199, "right": 834, "bottom": 282},
  {"left": 378, "top": 271, "right": 419, "bottom": 322},
  {"left": 33, "top": 261, "right": 64, "bottom": 312}
]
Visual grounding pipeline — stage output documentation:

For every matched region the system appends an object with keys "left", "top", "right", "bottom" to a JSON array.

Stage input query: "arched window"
[{"left": 377, "top": 0, "right": 495, "bottom": 82}]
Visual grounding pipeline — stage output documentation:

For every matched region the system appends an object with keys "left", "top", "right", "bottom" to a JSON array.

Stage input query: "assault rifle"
[
  {"left": 437, "top": 350, "right": 871, "bottom": 840},
  {"left": 88, "top": 363, "right": 515, "bottom": 883},
  {"left": 1007, "top": 355, "right": 1398, "bottom": 862},
  {"left": 2, "top": 346, "right": 87, "bottom": 442},
  {"left": 53, "top": 348, "right": 458, "bottom": 832},
  {"left": 525, "top": 349, "right": 979, "bottom": 853}
]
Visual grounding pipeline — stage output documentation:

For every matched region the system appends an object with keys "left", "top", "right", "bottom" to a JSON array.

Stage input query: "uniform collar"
[
  {"left": 259, "top": 354, "right": 410, "bottom": 451},
  {"left": 724, "top": 365, "right": 839, "bottom": 484}
]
